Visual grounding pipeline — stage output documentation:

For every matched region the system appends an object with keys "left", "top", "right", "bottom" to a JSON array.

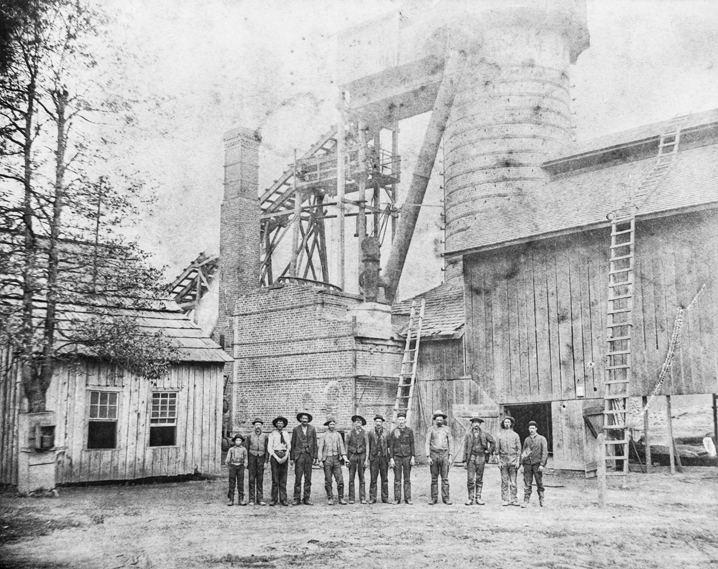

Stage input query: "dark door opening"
[{"left": 504, "top": 402, "right": 553, "bottom": 456}]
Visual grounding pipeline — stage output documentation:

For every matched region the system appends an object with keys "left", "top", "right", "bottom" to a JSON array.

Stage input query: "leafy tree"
[{"left": 0, "top": 0, "right": 180, "bottom": 412}]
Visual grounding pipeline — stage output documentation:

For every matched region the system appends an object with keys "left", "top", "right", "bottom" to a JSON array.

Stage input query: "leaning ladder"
[
  {"left": 603, "top": 113, "right": 690, "bottom": 476},
  {"left": 392, "top": 299, "right": 425, "bottom": 426}
]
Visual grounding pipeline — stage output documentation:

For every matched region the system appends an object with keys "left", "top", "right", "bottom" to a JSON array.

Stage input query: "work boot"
[
  {"left": 539, "top": 493, "right": 545, "bottom": 507},
  {"left": 292, "top": 500, "right": 301, "bottom": 506},
  {"left": 393, "top": 500, "right": 401, "bottom": 505},
  {"left": 338, "top": 498, "right": 348, "bottom": 505},
  {"left": 303, "top": 499, "right": 314, "bottom": 506},
  {"left": 502, "top": 501, "right": 510, "bottom": 507},
  {"left": 464, "top": 496, "right": 474, "bottom": 506},
  {"left": 521, "top": 499, "right": 529, "bottom": 508},
  {"left": 348, "top": 499, "right": 355, "bottom": 504},
  {"left": 405, "top": 500, "right": 413, "bottom": 505},
  {"left": 227, "top": 494, "right": 234, "bottom": 506},
  {"left": 360, "top": 500, "right": 367, "bottom": 505},
  {"left": 476, "top": 496, "right": 485, "bottom": 505},
  {"left": 327, "top": 496, "right": 334, "bottom": 506}
]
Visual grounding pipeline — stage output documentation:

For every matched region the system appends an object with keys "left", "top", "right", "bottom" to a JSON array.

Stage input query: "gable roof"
[
  {"left": 392, "top": 280, "right": 464, "bottom": 339},
  {"left": 444, "top": 109, "right": 718, "bottom": 256}
]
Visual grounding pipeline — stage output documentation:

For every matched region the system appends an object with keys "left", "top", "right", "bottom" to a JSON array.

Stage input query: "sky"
[{"left": 103, "top": 0, "right": 718, "bottom": 300}]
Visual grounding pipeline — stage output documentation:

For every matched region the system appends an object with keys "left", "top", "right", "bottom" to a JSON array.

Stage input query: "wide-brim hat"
[
  {"left": 251, "top": 418, "right": 264, "bottom": 426},
  {"left": 502, "top": 416, "right": 516, "bottom": 427},
  {"left": 469, "top": 417, "right": 484, "bottom": 424},
  {"left": 232, "top": 434, "right": 245, "bottom": 442},
  {"left": 351, "top": 415, "right": 366, "bottom": 426},
  {"left": 373, "top": 415, "right": 385, "bottom": 422},
  {"left": 324, "top": 416, "right": 337, "bottom": 427},
  {"left": 272, "top": 416, "right": 288, "bottom": 428},
  {"left": 527, "top": 420, "right": 538, "bottom": 428},
  {"left": 296, "top": 412, "right": 313, "bottom": 423},
  {"left": 432, "top": 410, "right": 447, "bottom": 420}
]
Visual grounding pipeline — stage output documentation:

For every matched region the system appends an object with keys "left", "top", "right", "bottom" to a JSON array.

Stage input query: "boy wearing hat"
[
  {"left": 389, "top": 412, "right": 416, "bottom": 505},
  {"left": 245, "top": 418, "right": 269, "bottom": 505},
  {"left": 318, "top": 417, "right": 349, "bottom": 505},
  {"left": 425, "top": 410, "right": 452, "bottom": 505},
  {"left": 226, "top": 434, "right": 247, "bottom": 506},
  {"left": 290, "top": 412, "right": 318, "bottom": 506},
  {"left": 496, "top": 416, "right": 521, "bottom": 506},
  {"left": 268, "top": 416, "right": 291, "bottom": 506},
  {"left": 521, "top": 420, "right": 548, "bottom": 507},
  {"left": 461, "top": 416, "right": 495, "bottom": 506},
  {"left": 346, "top": 415, "right": 369, "bottom": 504},
  {"left": 367, "top": 414, "right": 391, "bottom": 504}
]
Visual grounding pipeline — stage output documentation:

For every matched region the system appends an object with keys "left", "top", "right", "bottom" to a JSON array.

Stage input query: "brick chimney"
[{"left": 216, "top": 127, "right": 261, "bottom": 352}]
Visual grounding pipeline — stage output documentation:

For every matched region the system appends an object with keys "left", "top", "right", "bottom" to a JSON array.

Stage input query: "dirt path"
[{"left": 2, "top": 466, "right": 718, "bottom": 569}]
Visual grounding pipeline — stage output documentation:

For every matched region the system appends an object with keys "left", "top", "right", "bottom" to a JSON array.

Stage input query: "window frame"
[
  {"left": 149, "top": 391, "right": 179, "bottom": 447},
  {"left": 86, "top": 389, "right": 121, "bottom": 450}
]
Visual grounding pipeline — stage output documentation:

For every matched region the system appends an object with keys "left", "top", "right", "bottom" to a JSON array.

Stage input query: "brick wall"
[{"left": 231, "top": 283, "right": 403, "bottom": 432}]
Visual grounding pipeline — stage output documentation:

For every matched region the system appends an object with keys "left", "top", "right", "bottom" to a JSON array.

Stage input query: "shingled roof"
[
  {"left": 392, "top": 280, "right": 464, "bottom": 339},
  {"left": 444, "top": 108, "right": 718, "bottom": 256}
]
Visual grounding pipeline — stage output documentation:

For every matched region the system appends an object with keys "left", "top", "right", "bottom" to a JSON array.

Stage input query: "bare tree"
[{"left": 0, "top": 0, "right": 179, "bottom": 412}]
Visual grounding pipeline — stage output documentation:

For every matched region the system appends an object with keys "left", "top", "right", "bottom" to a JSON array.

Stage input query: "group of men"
[{"left": 225, "top": 409, "right": 548, "bottom": 508}]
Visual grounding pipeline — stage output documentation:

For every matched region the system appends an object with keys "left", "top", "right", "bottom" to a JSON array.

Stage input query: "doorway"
[{"left": 503, "top": 402, "right": 553, "bottom": 455}]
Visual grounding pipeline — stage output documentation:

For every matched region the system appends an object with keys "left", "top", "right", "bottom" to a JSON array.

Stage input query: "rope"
[{"left": 628, "top": 284, "right": 706, "bottom": 426}]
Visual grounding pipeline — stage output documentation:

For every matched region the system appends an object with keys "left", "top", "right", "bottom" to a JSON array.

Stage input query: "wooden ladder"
[
  {"left": 392, "top": 299, "right": 425, "bottom": 426},
  {"left": 603, "top": 113, "right": 690, "bottom": 476}
]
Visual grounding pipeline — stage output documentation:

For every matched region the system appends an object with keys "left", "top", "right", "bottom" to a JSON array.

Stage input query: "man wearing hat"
[
  {"left": 425, "top": 410, "right": 452, "bottom": 505},
  {"left": 496, "top": 416, "right": 521, "bottom": 506},
  {"left": 461, "top": 415, "right": 495, "bottom": 506},
  {"left": 317, "top": 417, "right": 349, "bottom": 505},
  {"left": 268, "top": 416, "right": 291, "bottom": 506},
  {"left": 226, "top": 434, "right": 247, "bottom": 506},
  {"left": 521, "top": 420, "right": 548, "bottom": 507},
  {"left": 389, "top": 412, "right": 416, "bottom": 505},
  {"left": 346, "top": 415, "right": 369, "bottom": 504},
  {"left": 245, "top": 418, "right": 269, "bottom": 505},
  {"left": 367, "top": 414, "right": 391, "bottom": 504},
  {"left": 290, "top": 412, "right": 318, "bottom": 506}
]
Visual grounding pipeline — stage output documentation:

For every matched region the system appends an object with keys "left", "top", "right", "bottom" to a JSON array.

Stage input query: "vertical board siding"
[
  {"left": 0, "top": 357, "right": 223, "bottom": 485},
  {"left": 464, "top": 210, "right": 718, "bottom": 403}
]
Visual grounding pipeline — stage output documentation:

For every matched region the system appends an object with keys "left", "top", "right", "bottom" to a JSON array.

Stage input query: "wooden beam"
[
  {"left": 643, "top": 395, "right": 652, "bottom": 473},
  {"left": 597, "top": 433, "right": 606, "bottom": 508},
  {"left": 713, "top": 394, "right": 718, "bottom": 446},
  {"left": 666, "top": 395, "right": 675, "bottom": 475}
]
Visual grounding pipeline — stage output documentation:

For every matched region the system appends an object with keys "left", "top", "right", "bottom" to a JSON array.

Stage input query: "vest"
[
  {"left": 347, "top": 428, "right": 366, "bottom": 455},
  {"left": 296, "top": 427, "right": 311, "bottom": 454}
]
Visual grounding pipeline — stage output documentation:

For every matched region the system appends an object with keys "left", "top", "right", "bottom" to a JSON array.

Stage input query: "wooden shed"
[
  {"left": 0, "top": 303, "right": 232, "bottom": 486},
  {"left": 400, "top": 109, "right": 718, "bottom": 472}
]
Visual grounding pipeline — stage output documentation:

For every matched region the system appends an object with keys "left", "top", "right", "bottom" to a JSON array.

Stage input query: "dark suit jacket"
[
  {"left": 367, "top": 427, "right": 390, "bottom": 460},
  {"left": 290, "top": 424, "right": 318, "bottom": 461}
]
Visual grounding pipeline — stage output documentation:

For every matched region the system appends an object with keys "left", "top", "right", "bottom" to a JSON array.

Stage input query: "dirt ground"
[{"left": 1, "top": 465, "right": 718, "bottom": 569}]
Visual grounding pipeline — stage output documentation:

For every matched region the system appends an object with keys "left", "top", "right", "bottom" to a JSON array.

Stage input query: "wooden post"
[
  {"left": 289, "top": 150, "right": 301, "bottom": 277},
  {"left": 713, "top": 394, "right": 718, "bottom": 445},
  {"left": 597, "top": 433, "right": 606, "bottom": 508},
  {"left": 336, "top": 92, "right": 346, "bottom": 290},
  {"left": 666, "top": 395, "right": 675, "bottom": 474},
  {"left": 357, "top": 121, "right": 367, "bottom": 274},
  {"left": 642, "top": 395, "right": 651, "bottom": 473}
]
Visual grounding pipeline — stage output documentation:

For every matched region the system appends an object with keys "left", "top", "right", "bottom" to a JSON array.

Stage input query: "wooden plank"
[
  {"left": 636, "top": 255, "right": 656, "bottom": 396},
  {"left": 127, "top": 375, "right": 141, "bottom": 480},
  {"left": 554, "top": 251, "right": 575, "bottom": 400},
  {"left": 514, "top": 258, "right": 530, "bottom": 403},
  {"left": 662, "top": 251, "right": 679, "bottom": 395},
  {"left": 546, "top": 251, "right": 563, "bottom": 401},
  {"left": 588, "top": 255, "right": 607, "bottom": 399},
  {"left": 181, "top": 366, "right": 191, "bottom": 474},
  {"left": 533, "top": 251, "right": 552, "bottom": 401},
  {"left": 467, "top": 264, "right": 484, "bottom": 386},
  {"left": 524, "top": 252, "right": 539, "bottom": 402},
  {"left": 569, "top": 254, "right": 586, "bottom": 399},
  {"left": 193, "top": 365, "right": 204, "bottom": 474},
  {"left": 214, "top": 366, "right": 224, "bottom": 474},
  {"left": 56, "top": 364, "right": 71, "bottom": 484},
  {"left": 483, "top": 267, "right": 496, "bottom": 400},
  {"left": 643, "top": 395, "right": 652, "bottom": 473},
  {"left": 135, "top": 377, "right": 148, "bottom": 479},
  {"left": 72, "top": 363, "right": 87, "bottom": 483},
  {"left": 506, "top": 266, "right": 520, "bottom": 401},
  {"left": 578, "top": 256, "right": 597, "bottom": 399},
  {"left": 666, "top": 395, "right": 676, "bottom": 474},
  {"left": 551, "top": 400, "right": 585, "bottom": 470}
]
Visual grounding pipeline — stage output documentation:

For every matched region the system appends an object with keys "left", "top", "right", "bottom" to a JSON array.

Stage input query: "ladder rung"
[
  {"left": 604, "top": 439, "right": 629, "bottom": 445},
  {"left": 607, "top": 349, "right": 631, "bottom": 355},
  {"left": 610, "top": 241, "right": 634, "bottom": 249},
  {"left": 604, "top": 380, "right": 631, "bottom": 385},
  {"left": 610, "top": 253, "right": 633, "bottom": 262},
  {"left": 609, "top": 267, "right": 633, "bottom": 275},
  {"left": 603, "top": 409, "right": 628, "bottom": 415},
  {"left": 606, "top": 321, "right": 633, "bottom": 327},
  {"left": 603, "top": 425, "right": 627, "bottom": 430},
  {"left": 605, "top": 393, "right": 629, "bottom": 400},
  {"left": 611, "top": 228, "right": 633, "bottom": 236},
  {"left": 608, "top": 280, "right": 633, "bottom": 288},
  {"left": 607, "top": 308, "right": 632, "bottom": 315},
  {"left": 607, "top": 336, "right": 631, "bottom": 342},
  {"left": 608, "top": 293, "right": 633, "bottom": 301}
]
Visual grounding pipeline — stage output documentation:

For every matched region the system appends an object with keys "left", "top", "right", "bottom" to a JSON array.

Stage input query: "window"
[
  {"left": 87, "top": 391, "right": 118, "bottom": 449},
  {"left": 150, "top": 392, "right": 178, "bottom": 446}
]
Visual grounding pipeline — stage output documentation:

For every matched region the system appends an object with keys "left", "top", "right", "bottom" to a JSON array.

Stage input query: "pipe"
[{"left": 381, "top": 48, "right": 466, "bottom": 302}]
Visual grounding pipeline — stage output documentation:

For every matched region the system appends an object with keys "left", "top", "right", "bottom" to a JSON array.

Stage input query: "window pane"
[
  {"left": 89, "top": 404, "right": 98, "bottom": 419},
  {"left": 87, "top": 421, "right": 117, "bottom": 449},
  {"left": 108, "top": 393, "right": 118, "bottom": 406},
  {"left": 100, "top": 392, "right": 108, "bottom": 405},
  {"left": 90, "top": 392, "right": 99, "bottom": 405},
  {"left": 99, "top": 406, "right": 108, "bottom": 419},
  {"left": 149, "top": 426, "right": 176, "bottom": 447}
]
